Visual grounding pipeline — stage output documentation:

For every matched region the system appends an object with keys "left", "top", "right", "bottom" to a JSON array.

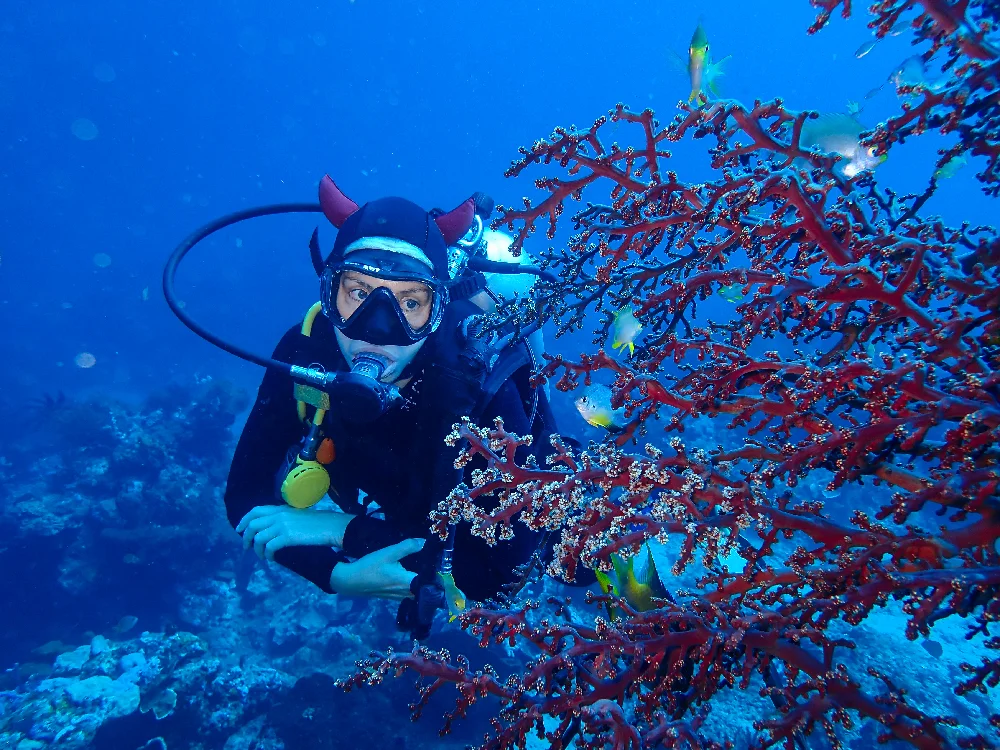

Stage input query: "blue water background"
[{"left": 0, "top": 0, "right": 993, "bottom": 410}]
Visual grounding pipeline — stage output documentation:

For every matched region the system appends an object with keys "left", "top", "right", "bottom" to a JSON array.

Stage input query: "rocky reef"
[
  {"left": 0, "top": 380, "right": 251, "bottom": 656},
  {"left": 0, "top": 379, "right": 518, "bottom": 748}
]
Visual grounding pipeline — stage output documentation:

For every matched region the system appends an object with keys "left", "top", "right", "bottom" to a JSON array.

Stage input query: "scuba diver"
[{"left": 212, "top": 175, "right": 570, "bottom": 638}]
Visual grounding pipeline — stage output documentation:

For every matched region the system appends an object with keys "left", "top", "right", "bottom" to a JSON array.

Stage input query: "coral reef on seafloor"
[
  {"left": 0, "top": 379, "right": 250, "bottom": 655},
  {"left": 0, "top": 376, "right": 503, "bottom": 748}
]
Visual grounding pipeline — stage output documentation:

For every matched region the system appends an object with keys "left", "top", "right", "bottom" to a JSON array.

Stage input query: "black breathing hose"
[
  {"left": 163, "top": 201, "right": 551, "bottom": 371},
  {"left": 162, "top": 202, "right": 323, "bottom": 374}
]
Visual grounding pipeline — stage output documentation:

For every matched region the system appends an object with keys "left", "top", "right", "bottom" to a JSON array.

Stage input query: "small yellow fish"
[
  {"left": 687, "top": 23, "right": 730, "bottom": 103},
  {"left": 575, "top": 384, "right": 626, "bottom": 432},
  {"left": 719, "top": 283, "right": 744, "bottom": 303},
  {"left": 438, "top": 571, "right": 467, "bottom": 623},
  {"left": 610, "top": 305, "right": 643, "bottom": 356},
  {"left": 934, "top": 153, "right": 968, "bottom": 180},
  {"left": 594, "top": 544, "right": 669, "bottom": 619}
]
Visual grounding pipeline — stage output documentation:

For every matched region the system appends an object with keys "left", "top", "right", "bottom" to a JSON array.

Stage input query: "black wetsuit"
[{"left": 224, "top": 311, "right": 552, "bottom": 602}]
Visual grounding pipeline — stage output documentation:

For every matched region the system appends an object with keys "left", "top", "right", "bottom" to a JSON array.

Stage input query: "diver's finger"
[
  {"left": 240, "top": 517, "right": 272, "bottom": 550},
  {"left": 236, "top": 505, "right": 283, "bottom": 533},
  {"left": 254, "top": 527, "right": 282, "bottom": 561},
  {"left": 377, "top": 538, "right": 427, "bottom": 563},
  {"left": 263, "top": 534, "right": 290, "bottom": 562},
  {"left": 241, "top": 517, "right": 278, "bottom": 550}
]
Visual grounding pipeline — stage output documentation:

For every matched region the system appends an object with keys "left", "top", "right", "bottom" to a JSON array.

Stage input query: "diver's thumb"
[{"left": 383, "top": 537, "right": 427, "bottom": 562}]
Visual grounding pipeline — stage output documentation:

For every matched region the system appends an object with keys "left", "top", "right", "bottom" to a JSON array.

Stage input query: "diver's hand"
[
  {"left": 328, "top": 538, "right": 425, "bottom": 601},
  {"left": 236, "top": 505, "right": 355, "bottom": 561}
]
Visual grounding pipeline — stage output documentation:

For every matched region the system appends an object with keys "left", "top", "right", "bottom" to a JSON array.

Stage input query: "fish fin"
[
  {"left": 611, "top": 554, "right": 631, "bottom": 587},
  {"left": 705, "top": 55, "right": 731, "bottom": 97},
  {"left": 611, "top": 339, "right": 622, "bottom": 350},
  {"left": 636, "top": 544, "right": 670, "bottom": 599},
  {"left": 801, "top": 112, "right": 865, "bottom": 143},
  {"left": 595, "top": 569, "right": 617, "bottom": 596},
  {"left": 627, "top": 342, "right": 635, "bottom": 356},
  {"left": 587, "top": 413, "right": 613, "bottom": 428},
  {"left": 665, "top": 48, "right": 687, "bottom": 75}
]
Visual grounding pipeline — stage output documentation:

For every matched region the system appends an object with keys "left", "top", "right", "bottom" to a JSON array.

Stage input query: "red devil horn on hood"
[
  {"left": 434, "top": 197, "right": 476, "bottom": 245},
  {"left": 318, "top": 175, "right": 359, "bottom": 228}
]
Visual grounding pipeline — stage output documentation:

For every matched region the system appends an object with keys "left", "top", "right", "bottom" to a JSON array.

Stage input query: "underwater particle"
[
  {"left": 123, "top": 554, "right": 141, "bottom": 564},
  {"left": 235, "top": 238, "right": 243, "bottom": 248},
  {"left": 237, "top": 26, "right": 266, "bottom": 55},
  {"left": 93, "top": 62, "right": 116, "bottom": 82},
  {"left": 141, "top": 287, "right": 149, "bottom": 301},
  {"left": 61, "top": 301, "right": 73, "bottom": 309},
  {"left": 74, "top": 352, "right": 97, "bottom": 368},
  {"left": 93, "top": 252, "right": 112, "bottom": 268},
  {"left": 71, "top": 117, "right": 99, "bottom": 141},
  {"left": 312, "top": 32, "right": 327, "bottom": 47}
]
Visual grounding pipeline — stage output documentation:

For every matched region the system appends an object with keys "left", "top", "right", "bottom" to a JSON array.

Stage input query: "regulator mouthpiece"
[
  {"left": 327, "top": 354, "right": 403, "bottom": 423},
  {"left": 352, "top": 353, "right": 389, "bottom": 381}
]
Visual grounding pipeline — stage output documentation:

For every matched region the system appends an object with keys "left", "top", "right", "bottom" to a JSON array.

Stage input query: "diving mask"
[{"left": 320, "top": 249, "right": 449, "bottom": 346}]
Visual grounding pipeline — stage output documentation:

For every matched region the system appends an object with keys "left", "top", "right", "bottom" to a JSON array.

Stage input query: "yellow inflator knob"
[{"left": 281, "top": 460, "right": 331, "bottom": 508}]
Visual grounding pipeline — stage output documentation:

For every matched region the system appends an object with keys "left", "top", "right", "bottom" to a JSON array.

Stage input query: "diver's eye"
[
  {"left": 402, "top": 298, "right": 421, "bottom": 311},
  {"left": 349, "top": 288, "right": 368, "bottom": 303}
]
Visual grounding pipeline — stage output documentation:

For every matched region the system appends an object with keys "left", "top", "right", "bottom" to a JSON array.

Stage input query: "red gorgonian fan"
[{"left": 341, "top": 2, "right": 1000, "bottom": 748}]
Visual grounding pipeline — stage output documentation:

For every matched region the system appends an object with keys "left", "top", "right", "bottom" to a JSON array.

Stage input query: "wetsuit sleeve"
[{"left": 223, "top": 327, "right": 346, "bottom": 594}]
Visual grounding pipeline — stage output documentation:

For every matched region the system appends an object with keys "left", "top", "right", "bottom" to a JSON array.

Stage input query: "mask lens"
[{"left": 322, "top": 265, "right": 447, "bottom": 344}]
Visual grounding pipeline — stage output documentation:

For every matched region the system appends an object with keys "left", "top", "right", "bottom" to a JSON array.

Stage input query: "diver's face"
[
  {"left": 333, "top": 271, "right": 435, "bottom": 383},
  {"left": 336, "top": 271, "right": 433, "bottom": 330}
]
